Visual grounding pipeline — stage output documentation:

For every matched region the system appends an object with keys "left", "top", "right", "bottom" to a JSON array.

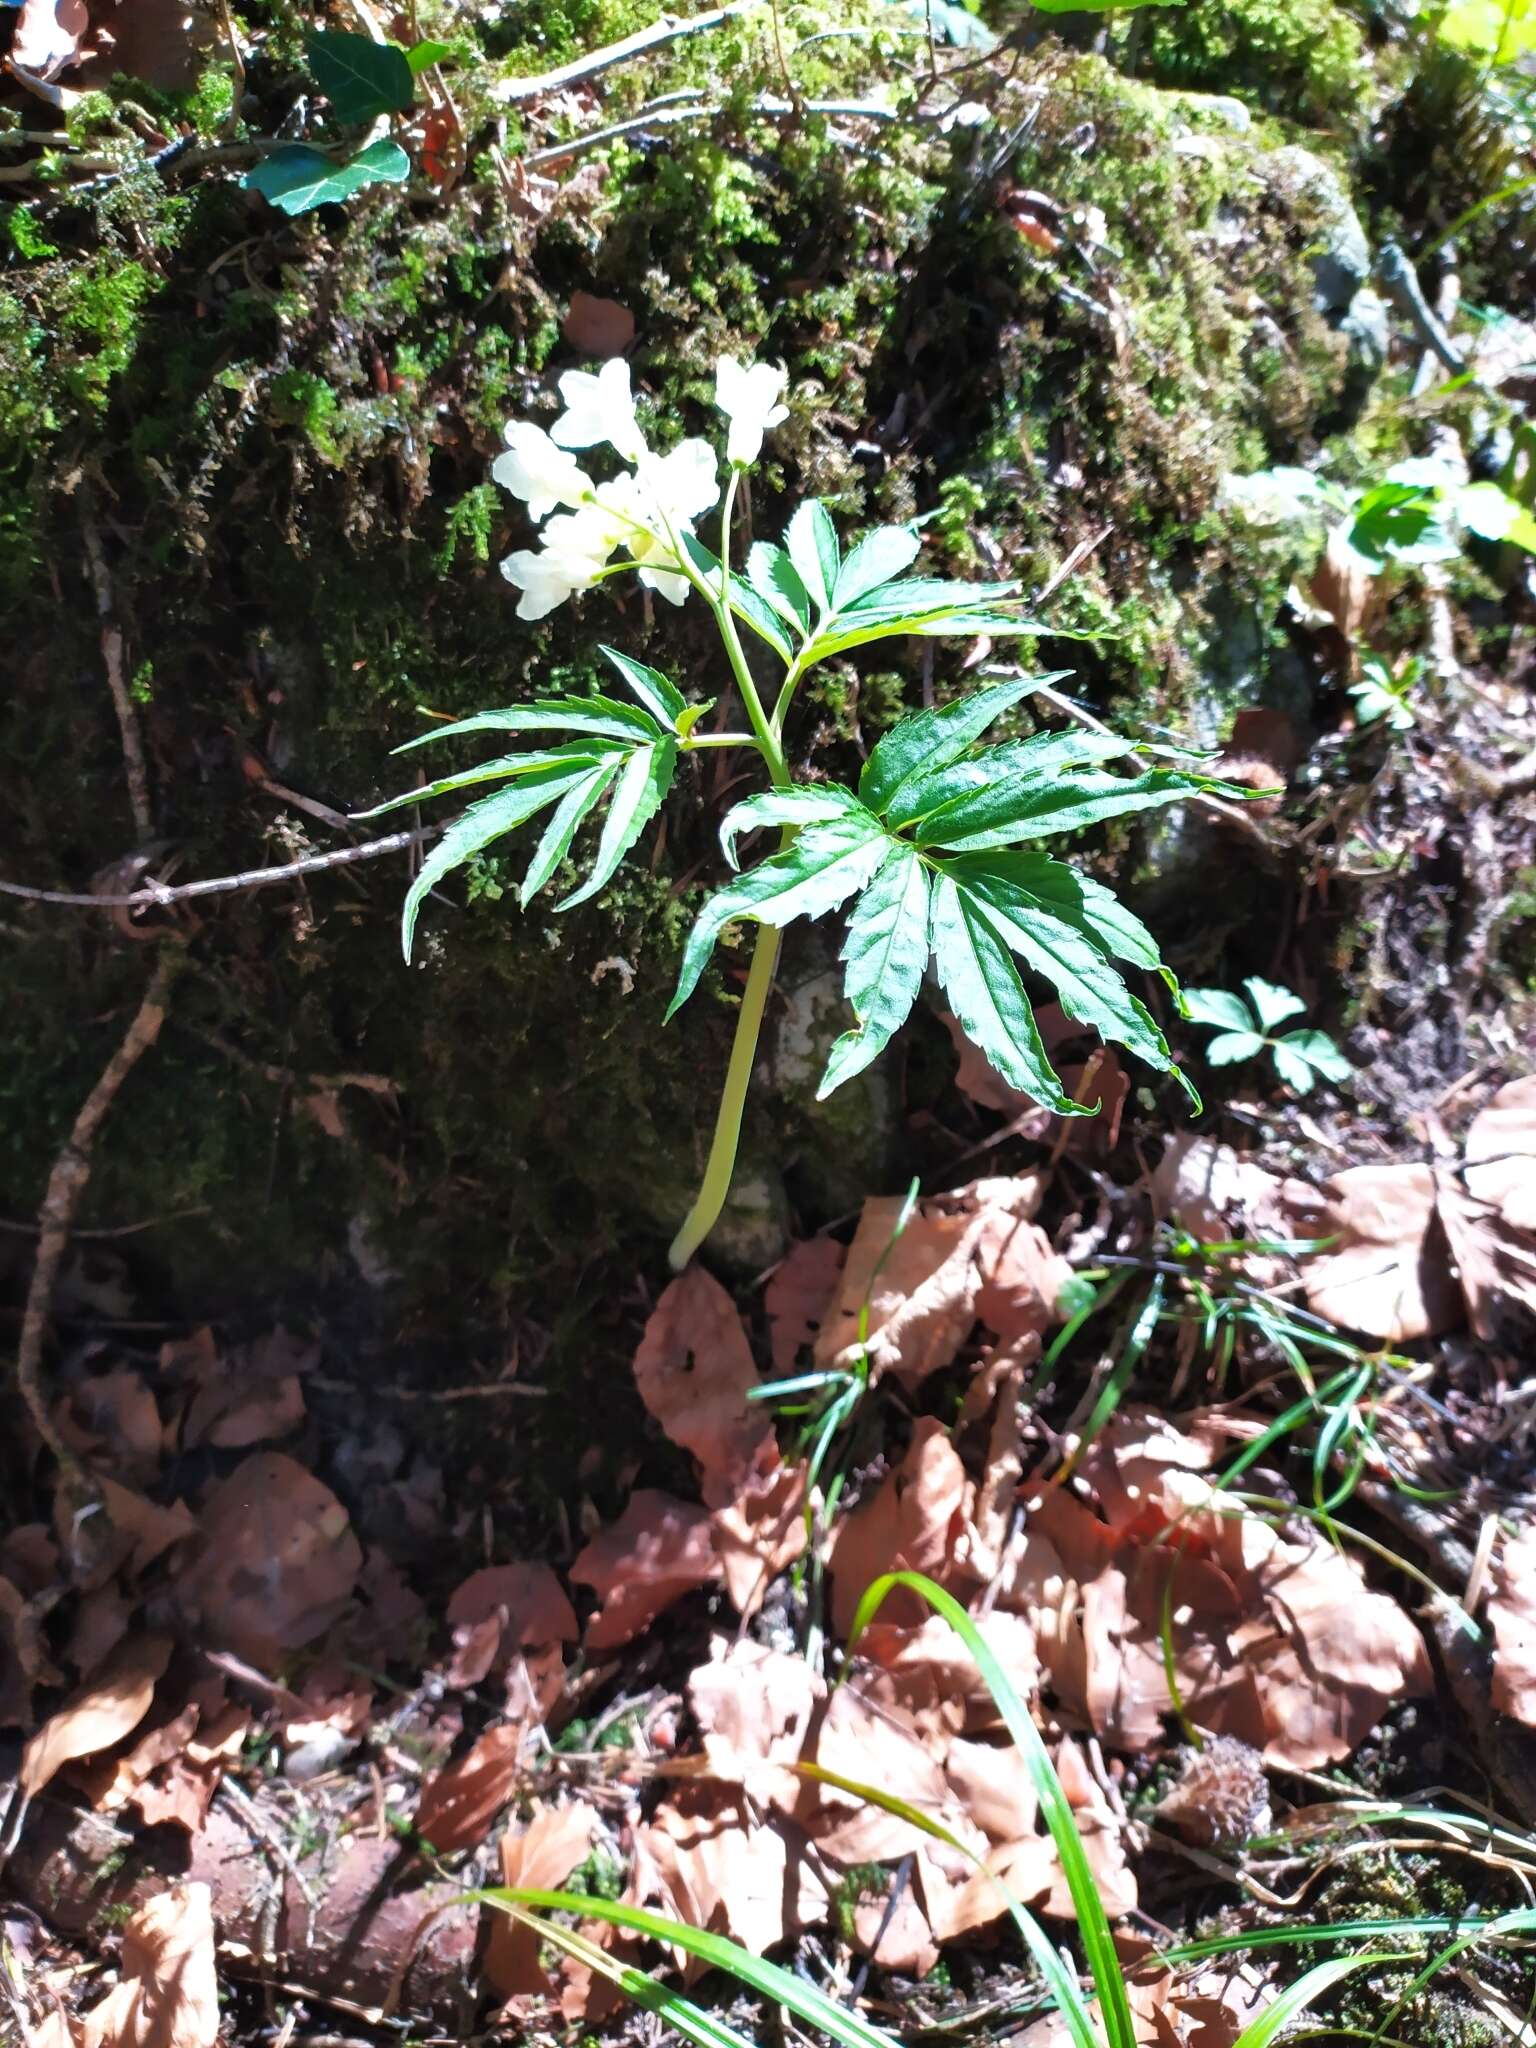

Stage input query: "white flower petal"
[
  {"left": 492, "top": 423, "right": 592, "bottom": 521},
  {"left": 550, "top": 357, "right": 646, "bottom": 463},
  {"left": 714, "top": 357, "right": 789, "bottom": 467}
]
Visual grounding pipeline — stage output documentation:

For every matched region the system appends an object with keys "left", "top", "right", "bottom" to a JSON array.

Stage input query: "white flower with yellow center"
[
  {"left": 713, "top": 357, "right": 789, "bottom": 467},
  {"left": 596, "top": 438, "right": 720, "bottom": 606},
  {"left": 499, "top": 506, "right": 620, "bottom": 621},
  {"left": 550, "top": 358, "right": 646, "bottom": 464}
]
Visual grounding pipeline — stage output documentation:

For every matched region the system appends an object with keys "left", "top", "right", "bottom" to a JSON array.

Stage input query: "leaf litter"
[{"left": 4, "top": 1084, "right": 1536, "bottom": 2047}]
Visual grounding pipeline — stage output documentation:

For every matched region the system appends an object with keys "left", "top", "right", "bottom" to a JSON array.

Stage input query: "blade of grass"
[
  {"left": 473, "top": 1889, "right": 901, "bottom": 2048},
  {"left": 842, "top": 1571, "right": 1138, "bottom": 2048},
  {"left": 792, "top": 1760, "right": 1103, "bottom": 2048},
  {"left": 1234, "top": 1953, "right": 1405, "bottom": 2048},
  {"left": 1368, "top": 1907, "right": 1536, "bottom": 2043}
]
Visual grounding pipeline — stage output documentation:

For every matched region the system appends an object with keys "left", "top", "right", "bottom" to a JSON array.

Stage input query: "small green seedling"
[
  {"left": 1349, "top": 652, "right": 1423, "bottom": 733},
  {"left": 1183, "top": 978, "right": 1350, "bottom": 1094},
  {"left": 367, "top": 359, "right": 1246, "bottom": 1266}
]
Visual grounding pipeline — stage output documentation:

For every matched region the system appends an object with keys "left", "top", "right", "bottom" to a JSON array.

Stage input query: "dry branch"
[
  {"left": 495, "top": 0, "right": 761, "bottom": 102},
  {"left": 0, "top": 827, "right": 436, "bottom": 911},
  {"left": 14, "top": 953, "right": 180, "bottom": 1470},
  {"left": 81, "top": 507, "right": 154, "bottom": 843}
]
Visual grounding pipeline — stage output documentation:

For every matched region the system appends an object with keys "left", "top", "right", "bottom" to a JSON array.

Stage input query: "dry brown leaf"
[
  {"left": 415, "top": 1723, "right": 526, "bottom": 1854},
  {"left": 827, "top": 1419, "right": 978, "bottom": 1637},
  {"left": 569, "top": 1489, "right": 720, "bottom": 1650},
  {"left": 1437, "top": 1074, "right": 1536, "bottom": 1337},
  {"left": 444, "top": 1563, "right": 577, "bottom": 1686},
  {"left": 57, "top": 1371, "right": 165, "bottom": 1474},
  {"left": 561, "top": 292, "right": 636, "bottom": 358},
  {"left": 20, "top": 1633, "right": 172, "bottom": 1797},
  {"left": 132, "top": 1700, "right": 248, "bottom": 1832},
  {"left": 633, "top": 1789, "right": 828, "bottom": 1962},
  {"left": 1490, "top": 1525, "right": 1536, "bottom": 1726},
  {"left": 816, "top": 1178, "right": 1063, "bottom": 1386},
  {"left": 484, "top": 1803, "right": 598, "bottom": 1996},
  {"left": 65, "top": 1585, "right": 132, "bottom": 1677},
  {"left": 765, "top": 1235, "right": 845, "bottom": 1374},
  {"left": 854, "top": 1611, "right": 1039, "bottom": 1745},
  {"left": 1278, "top": 1164, "right": 1459, "bottom": 1341},
  {"left": 174, "top": 1452, "right": 362, "bottom": 1659},
  {"left": 36, "top": 1883, "right": 219, "bottom": 2048},
  {"left": 708, "top": 1452, "right": 808, "bottom": 1618},
  {"left": 688, "top": 1636, "right": 820, "bottom": 1810},
  {"left": 1310, "top": 524, "right": 1376, "bottom": 643},
  {"left": 851, "top": 1878, "right": 939, "bottom": 1978},
  {"left": 632, "top": 1269, "right": 770, "bottom": 1504}
]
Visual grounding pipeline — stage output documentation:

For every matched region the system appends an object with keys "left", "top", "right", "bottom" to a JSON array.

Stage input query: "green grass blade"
[
  {"left": 1233, "top": 1953, "right": 1404, "bottom": 2048},
  {"left": 793, "top": 1760, "right": 1103, "bottom": 2048},
  {"left": 476, "top": 1889, "right": 900, "bottom": 2048},
  {"left": 841, "top": 1571, "right": 1138, "bottom": 2048}
]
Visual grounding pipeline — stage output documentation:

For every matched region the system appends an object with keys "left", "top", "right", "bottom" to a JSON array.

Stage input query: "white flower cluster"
[{"left": 491, "top": 356, "right": 789, "bottom": 621}]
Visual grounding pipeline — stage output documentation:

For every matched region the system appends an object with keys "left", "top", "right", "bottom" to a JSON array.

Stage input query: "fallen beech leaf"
[
  {"left": 708, "top": 1452, "right": 808, "bottom": 1618},
  {"left": 817, "top": 1177, "right": 1060, "bottom": 1385},
  {"left": 569, "top": 1489, "right": 719, "bottom": 1650},
  {"left": 20, "top": 1634, "right": 173, "bottom": 1797},
  {"left": 66, "top": 1585, "right": 132, "bottom": 1677},
  {"left": 852, "top": 1878, "right": 938, "bottom": 1978},
  {"left": 827, "top": 1419, "right": 977, "bottom": 1637},
  {"left": 416, "top": 1723, "right": 526, "bottom": 1854},
  {"left": 484, "top": 1803, "right": 598, "bottom": 1996},
  {"left": 561, "top": 291, "right": 636, "bottom": 358},
  {"left": 634, "top": 1789, "right": 828, "bottom": 1962},
  {"left": 38, "top": 1882, "right": 219, "bottom": 2048},
  {"left": 58, "top": 1371, "right": 165, "bottom": 1473},
  {"left": 83, "top": 0, "right": 219, "bottom": 91},
  {"left": 1487, "top": 1525, "right": 1536, "bottom": 1726},
  {"left": 174, "top": 1453, "right": 362, "bottom": 1660},
  {"left": 765, "top": 1236, "right": 845, "bottom": 1374},
  {"left": 86, "top": 1480, "right": 197, "bottom": 1583},
  {"left": 632, "top": 1268, "right": 770, "bottom": 1503},
  {"left": 1279, "top": 1164, "right": 1460, "bottom": 1341},
  {"left": 1309, "top": 523, "right": 1376, "bottom": 643},
  {"left": 133, "top": 1701, "right": 248, "bottom": 1832},
  {"left": 855, "top": 1611, "right": 1040, "bottom": 1745},
  {"left": 688, "top": 1636, "right": 822, "bottom": 1812},
  {"left": 84, "top": 1704, "right": 199, "bottom": 1815},
  {"left": 1437, "top": 1074, "right": 1536, "bottom": 1337},
  {"left": 444, "top": 1563, "right": 578, "bottom": 1685}
]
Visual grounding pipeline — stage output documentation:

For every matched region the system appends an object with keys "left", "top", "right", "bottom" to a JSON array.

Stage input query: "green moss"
[
  {"left": 270, "top": 369, "right": 346, "bottom": 462},
  {"left": 1124, "top": 0, "right": 1374, "bottom": 127}
]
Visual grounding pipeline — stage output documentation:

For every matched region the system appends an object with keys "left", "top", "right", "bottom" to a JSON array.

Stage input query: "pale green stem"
[
  {"left": 668, "top": 921, "right": 782, "bottom": 1270},
  {"left": 667, "top": 467, "right": 798, "bottom": 1267}
]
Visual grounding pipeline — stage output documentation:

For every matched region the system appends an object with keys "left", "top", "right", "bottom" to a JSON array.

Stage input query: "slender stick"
[
  {"left": 495, "top": 1, "right": 761, "bottom": 103},
  {"left": 668, "top": 924, "right": 782, "bottom": 1270},
  {"left": 81, "top": 509, "right": 154, "bottom": 842},
  {"left": 15, "top": 953, "right": 181, "bottom": 1470},
  {"left": 0, "top": 826, "right": 436, "bottom": 909}
]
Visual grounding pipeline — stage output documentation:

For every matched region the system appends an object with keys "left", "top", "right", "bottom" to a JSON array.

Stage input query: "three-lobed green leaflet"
[{"left": 362, "top": 360, "right": 1245, "bottom": 1267}]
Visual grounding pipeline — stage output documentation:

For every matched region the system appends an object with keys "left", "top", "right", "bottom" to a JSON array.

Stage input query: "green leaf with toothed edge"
[
  {"left": 598, "top": 646, "right": 688, "bottom": 730},
  {"left": 1278, "top": 1028, "right": 1351, "bottom": 1083},
  {"left": 929, "top": 870, "right": 1087, "bottom": 1114},
  {"left": 1205, "top": 1030, "right": 1266, "bottom": 1065},
  {"left": 718, "top": 786, "right": 863, "bottom": 870},
  {"left": 916, "top": 766, "right": 1226, "bottom": 853},
  {"left": 818, "top": 842, "right": 930, "bottom": 1098},
  {"left": 391, "top": 697, "right": 660, "bottom": 751},
  {"left": 785, "top": 501, "right": 841, "bottom": 613},
  {"left": 745, "top": 542, "right": 812, "bottom": 634},
  {"left": 518, "top": 759, "right": 619, "bottom": 906},
  {"left": 885, "top": 727, "right": 1132, "bottom": 832},
  {"left": 357, "top": 742, "right": 609, "bottom": 818},
  {"left": 1243, "top": 975, "right": 1306, "bottom": 1033},
  {"left": 400, "top": 761, "right": 598, "bottom": 959},
  {"left": 558, "top": 739, "right": 676, "bottom": 909},
  {"left": 947, "top": 852, "right": 1197, "bottom": 1107},
  {"left": 860, "top": 675, "right": 1042, "bottom": 818},
  {"left": 678, "top": 533, "right": 795, "bottom": 662},
  {"left": 667, "top": 811, "right": 887, "bottom": 1018},
  {"left": 1183, "top": 987, "right": 1258, "bottom": 1034},
  {"left": 832, "top": 524, "right": 922, "bottom": 608}
]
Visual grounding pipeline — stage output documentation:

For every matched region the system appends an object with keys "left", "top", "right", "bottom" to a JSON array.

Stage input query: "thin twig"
[
  {"left": 524, "top": 91, "right": 911, "bottom": 167},
  {"left": 0, "top": 826, "right": 436, "bottom": 910},
  {"left": 494, "top": 0, "right": 762, "bottom": 102},
  {"left": 14, "top": 953, "right": 181, "bottom": 1472},
  {"left": 81, "top": 505, "right": 153, "bottom": 841}
]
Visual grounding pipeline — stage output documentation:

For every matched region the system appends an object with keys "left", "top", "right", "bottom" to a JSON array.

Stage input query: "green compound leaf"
[
  {"left": 1279, "top": 1027, "right": 1352, "bottom": 1084},
  {"left": 518, "top": 759, "right": 620, "bottom": 906},
  {"left": 392, "top": 697, "right": 662, "bottom": 752},
  {"left": 359, "top": 741, "right": 610, "bottom": 818},
  {"left": 1243, "top": 975, "right": 1306, "bottom": 1032},
  {"left": 401, "top": 760, "right": 597, "bottom": 958},
  {"left": 243, "top": 137, "right": 409, "bottom": 216},
  {"left": 1184, "top": 986, "right": 1259, "bottom": 1034},
  {"left": 559, "top": 739, "right": 677, "bottom": 909},
  {"left": 667, "top": 811, "right": 887, "bottom": 1017},
  {"left": 915, "top": 765, "right": 1218, "bottom": 853},
  {"left": 307, "top": 30, "right": 415, "bottom": 122},
  {"left": 819, "top": 842, "right": 930, "bottom": 1098},
  {"left": 1206, "top": 1029, "right": 1268, "bottom": 1066},
  {"left": 885, "top": 727, "right": 1131, "bottom": 833},
  {"left": 929, "top": 870, "right": 1086, "bottom": 1114}
]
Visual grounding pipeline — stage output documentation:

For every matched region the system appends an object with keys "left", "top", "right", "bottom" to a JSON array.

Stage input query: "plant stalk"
[{"left": 668, "top": 920, "right": 782, "bottom": 1269}]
